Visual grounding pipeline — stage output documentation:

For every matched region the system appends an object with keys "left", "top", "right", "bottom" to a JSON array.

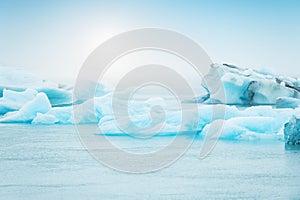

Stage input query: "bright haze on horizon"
[{"left": 0, "top": 0, "right": 299, "bottom": 84}]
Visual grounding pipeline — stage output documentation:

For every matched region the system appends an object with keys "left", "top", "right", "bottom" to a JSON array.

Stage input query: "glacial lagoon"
[{"left": 1, "top": 124, "right": 300, "bottom": 199}]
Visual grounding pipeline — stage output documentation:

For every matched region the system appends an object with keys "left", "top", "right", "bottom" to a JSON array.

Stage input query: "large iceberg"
[
  {"left": 0, "top": 64, "right": 299, "bottom": 141},
  {"left": 0, "top": 67, "right": 72, "bottom": 106},
  {"left": 200, "top": 64, "right": 300, "bottom": 106}
]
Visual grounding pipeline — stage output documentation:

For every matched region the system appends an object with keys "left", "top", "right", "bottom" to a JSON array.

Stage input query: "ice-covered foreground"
[{"left": 0, "top": 64, "right": 299, "bottom": 140}]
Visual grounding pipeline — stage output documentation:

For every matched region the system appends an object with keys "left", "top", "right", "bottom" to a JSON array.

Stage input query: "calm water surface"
[{"left": 0, "top": 124, "right": 300, "bottom": 199}]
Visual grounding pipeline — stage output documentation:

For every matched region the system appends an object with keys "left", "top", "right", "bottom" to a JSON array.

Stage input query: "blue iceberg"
[{"left": 0, "top": 64, "right": 299, "bottom": 141}]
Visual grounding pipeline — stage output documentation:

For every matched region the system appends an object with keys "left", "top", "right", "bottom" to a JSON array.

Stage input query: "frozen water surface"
[{"left": 1, "top": 124, "right": 300, "bottom": 199}]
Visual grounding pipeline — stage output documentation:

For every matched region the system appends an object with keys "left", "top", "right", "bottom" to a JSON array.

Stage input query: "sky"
[{"left": 0, "top": 0, "right": 300, "bottom": 84}]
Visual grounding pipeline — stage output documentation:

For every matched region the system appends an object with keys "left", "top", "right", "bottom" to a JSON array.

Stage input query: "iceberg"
[
  {"left": 97, "top": 104, "right": 298, "bottom": 139},
  {"left": 284, "top": 115, "right": 300, "bottom": 145},
  {"left": 276, "top": 97, "right": 300, "bottom": 109},
  {"left": 31, "top": 106, "right": 73, "bottom": 124},
  {"left": 0, "top": 64, "right": 300, "bottom": 141},
  {"left": 0, "top": 92, "right": 51, "bottom": 123},
  {"left": 201, "top": 64, "right": 300, "bottom": 105},
  {"left": 202, "top": 116, "right": 283, "bottom": 140},
  {"left": 32, "top": 112, "right": 59, "bottom": 125},
  {"left": 0, "top": 67, "right": 72, "bottom": 106},
  {"left": 0, "top": 88, "right": 37, "bottom": 114}
]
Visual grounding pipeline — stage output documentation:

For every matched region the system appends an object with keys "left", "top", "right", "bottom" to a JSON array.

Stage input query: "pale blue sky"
[{"left": 0, "top": 0, "right": 299, "bottom": 83}]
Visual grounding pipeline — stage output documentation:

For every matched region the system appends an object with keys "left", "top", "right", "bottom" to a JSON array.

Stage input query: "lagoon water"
[{"left": 1, "top": 124, "right": 300, "bottom": 199}]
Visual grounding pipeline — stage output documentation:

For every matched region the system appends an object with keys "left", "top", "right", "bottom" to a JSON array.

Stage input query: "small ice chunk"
[
  {"left": 32, "top": 113, "right": 59, "bottom": 125},
  {"left": 276, "top": 97, "right": 300, "bottom": 109},
  {"left": 284, "top": 115, "right": 300, "bottom": 145}
]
